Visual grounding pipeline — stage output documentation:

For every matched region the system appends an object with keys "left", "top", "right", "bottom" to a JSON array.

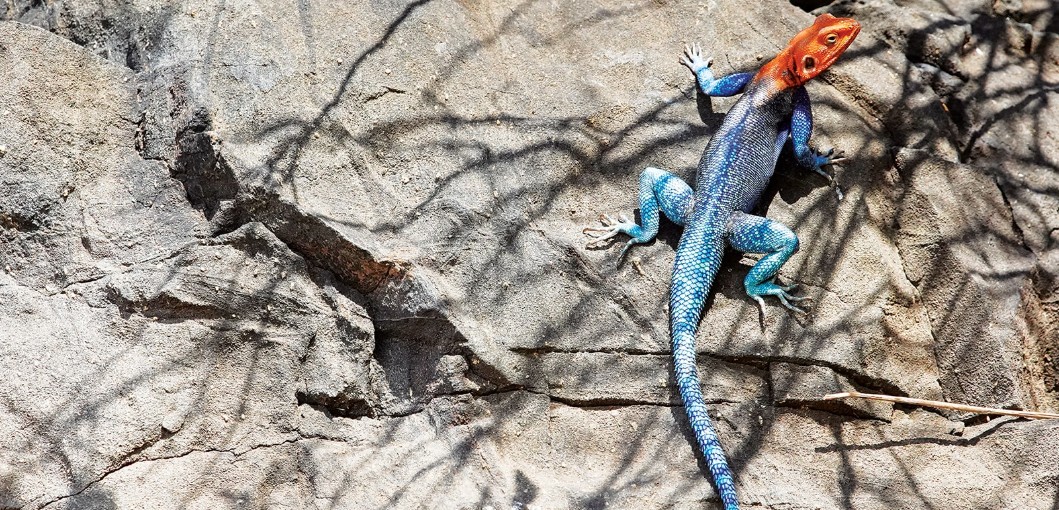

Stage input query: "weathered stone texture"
[{"left": 0, "top": 0, "right": 1057, "bottom": 508}]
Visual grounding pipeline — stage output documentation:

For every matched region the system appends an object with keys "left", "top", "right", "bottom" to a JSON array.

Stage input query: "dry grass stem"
[{"left": 822, "top": 391, "right": 1059, "bottom": 420}]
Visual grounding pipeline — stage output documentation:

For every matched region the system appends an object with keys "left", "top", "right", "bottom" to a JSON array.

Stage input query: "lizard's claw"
[
  {"left": 809, "top": 148, "right": 847, "bottom": 200},
  {"left": 749, "top": 282, "right": 811, "bottom": 318},
  {"left": 583, "top": 213, "right": 635, "bottom": 248},
  {"left": 583, "top": 213, "right": 649, "bottom": 267},
  {"left": 813, "top": 147, "right": 847, "bottom": 167},
  {"left": 681, "top": 42, "right": 712, "bottom": 74}
]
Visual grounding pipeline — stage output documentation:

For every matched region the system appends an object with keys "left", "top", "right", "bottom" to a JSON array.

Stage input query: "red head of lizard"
[{"left": 754, "top": 13, "right": 861, "bottom": 90}]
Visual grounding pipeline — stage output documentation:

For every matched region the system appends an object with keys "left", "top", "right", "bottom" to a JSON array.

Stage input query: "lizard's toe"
[
  {"left": 753, "top": 296, "right": 769, "bottom": 323},
  {"left": 581, "top": 214, "right": 652, "bottom": 264},
  {"left": 681, "top": 42, "right": 712, "bottom": 72},
  {"left": 747, "top": 282, "right": 811, "bottom": 314},
  {"left": 582, "top": 214, "right": 641, "bottom": 249},
  {"left": 776, "top": 293, "right": 808, "bottom": 314}
]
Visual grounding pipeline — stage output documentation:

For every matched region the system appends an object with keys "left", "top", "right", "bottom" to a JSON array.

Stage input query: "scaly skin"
[{"left": 584, "top": 14, "right": 860, "bottom": 509}]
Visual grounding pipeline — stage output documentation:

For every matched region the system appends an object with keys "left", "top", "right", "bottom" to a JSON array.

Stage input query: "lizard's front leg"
[
  {"left": 791, "top": 85, "right": 847, "bottom": 196},
  {"left": 681, "top": 43, "right": 753, "bottom": 97},
  {"left": 583, "top": 167, "right": 693, "bottom": 266},
  {"left": 726, "top": 211, "right": 809, "bottom": 317}
]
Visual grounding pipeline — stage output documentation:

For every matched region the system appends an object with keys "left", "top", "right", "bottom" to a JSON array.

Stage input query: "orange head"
[{"left": 754, "top": 13, "right": 861, "bottom": 89}]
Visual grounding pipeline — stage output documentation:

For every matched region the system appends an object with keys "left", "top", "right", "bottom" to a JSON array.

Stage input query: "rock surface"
[{"left": 0, "top": 0, "right": 1056, "bottom": 508}]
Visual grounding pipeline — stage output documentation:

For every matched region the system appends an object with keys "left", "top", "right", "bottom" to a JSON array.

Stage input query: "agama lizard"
[{"left": 583, "top": 14, "right": 860, "bottom": 509}]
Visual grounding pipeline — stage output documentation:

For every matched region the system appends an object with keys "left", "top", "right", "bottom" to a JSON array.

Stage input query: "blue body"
[
  {"left": 673, "top": 74, "right": 804, "bottom": 510},
  {"left": 587, "top": 54, "right": 834, "bottom": 509}
]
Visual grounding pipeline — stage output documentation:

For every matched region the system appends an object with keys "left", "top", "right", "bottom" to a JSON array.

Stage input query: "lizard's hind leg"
[
  {"left": 583, "top": 167, "right": 693, "bottom": 265},
  {"left": 726, "top": 211, "right": 809, "bottom": 316}
]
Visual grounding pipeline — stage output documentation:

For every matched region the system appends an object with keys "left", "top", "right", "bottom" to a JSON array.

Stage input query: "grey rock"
[
  {"left": 543, "top": 352, "right": 768, "bottom": 406},
  {"left": 893, "top": 148, "right": 1035, "bottom": 410},
  {"left": 0, "top": 0, "right": 1057, "bottom": 508},
  {"left": 770, "top": 362, "right": 893, "bottom": 420}
]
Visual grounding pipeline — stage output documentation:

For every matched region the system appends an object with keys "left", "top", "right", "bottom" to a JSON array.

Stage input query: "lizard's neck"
[
  {"left": 745, "top": 60, "right": 797, "bottom": 108},
  {"left": 753, "top": 48, "right": 801, "bottom": 92}
]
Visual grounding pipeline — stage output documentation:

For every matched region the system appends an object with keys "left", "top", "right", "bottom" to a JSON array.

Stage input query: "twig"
[{"left": 822, "top": 391, "right": 1059, "bottom": 420}]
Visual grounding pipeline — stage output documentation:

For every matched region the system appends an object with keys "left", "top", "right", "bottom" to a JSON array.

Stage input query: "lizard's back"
[{"left": 694, "top": 81, "right": 793, "bottom": 214}]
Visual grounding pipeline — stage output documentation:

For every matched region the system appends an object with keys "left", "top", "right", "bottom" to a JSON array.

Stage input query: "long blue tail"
[{"left": 670, "top": 213, "right": 739, "bottom": 510}]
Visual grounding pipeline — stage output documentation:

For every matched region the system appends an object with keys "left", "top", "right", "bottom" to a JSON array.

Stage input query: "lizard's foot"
[
  {"left": 748, "top": 282, "right": 810, "bottom": 318},
  {"left": 809, "top": 148, "right": 847, "bottom": 200},
  {"left": 808, "top": 148, "right": 847, "bottom": 180},
  {"left": 582, "top": 213, "right": 650, "bottom": 266},
  {"left": 583, "top": 213, "right": 636, "bottom": 246},
  {"left": 680, "top": 42, "right": 713, "bottom": 74}
]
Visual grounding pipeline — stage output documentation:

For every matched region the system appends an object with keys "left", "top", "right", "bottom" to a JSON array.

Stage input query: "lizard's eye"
[
  {"left": 803, "top": 56, "right": 816, "bottom": 71},
  {"left": 826, "top": 34, "right": 838, "bottom": 45}
]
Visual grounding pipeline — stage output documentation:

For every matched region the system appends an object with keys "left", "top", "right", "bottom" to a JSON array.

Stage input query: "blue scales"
[{"left": 583, "top": 14, "right": 861, "bottom": 508}]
